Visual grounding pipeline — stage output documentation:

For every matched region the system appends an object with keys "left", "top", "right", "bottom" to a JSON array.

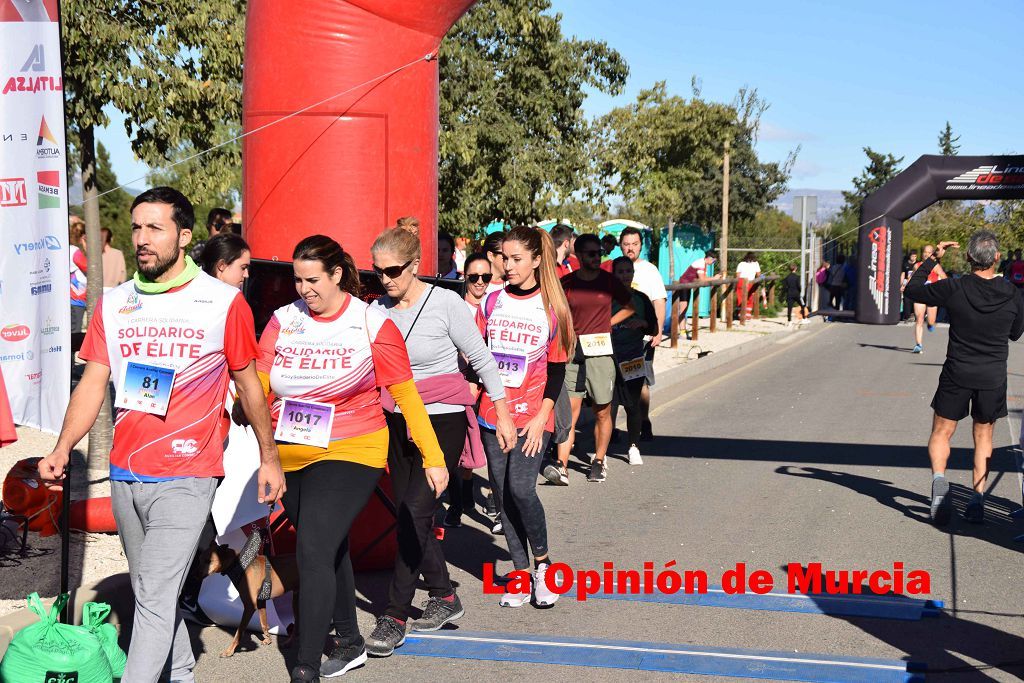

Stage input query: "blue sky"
[{"left": 98, "top": 0, "right": 1023, "bottom": 195}]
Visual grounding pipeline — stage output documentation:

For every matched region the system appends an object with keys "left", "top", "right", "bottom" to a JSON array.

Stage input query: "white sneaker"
[
  {"left": 533, "top": 562, "right": 560, "bottom": 607},
  {"left": 628, "top": 445, "right": 643, "bottom": 465},
  {"left": 499, "top": 579, "right": 531, "bottom": 608}
]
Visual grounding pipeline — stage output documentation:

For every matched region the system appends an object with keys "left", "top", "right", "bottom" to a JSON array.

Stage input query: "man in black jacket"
[{"left": 905, "top": 232, "right": 1024, "bottom": 525}]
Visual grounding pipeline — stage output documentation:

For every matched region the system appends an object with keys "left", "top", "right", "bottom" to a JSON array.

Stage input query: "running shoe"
[
  {"left": 320, "top": 636, "right": 367, "bottom": 677},
  {"left": 930, "top": 476, "right": 951, "bottom": 526},
  {"left": 912, "top": 344, "right": 923, "bottom": 354},
  {"left": 543, "top": 463, "right": 569, "bottom": 486},
  {"left": 443, "top": 507, "right": 462, "bottom": 528},
  {"left": 640, "top": 420, "right": 654, "bottom": 442},
  {"left": 588, "top": 459, "right": 607, "bottom": 483},
  {"left": 290, "top": 664, "right": 320, "bottom": 682},
  {"left": 628, "top": 445, "right": 644, "bottom": 466},
  {"left": 499, "top": 579, "right": 531, "bottom": 608},
  {"left": 965, "top": 497, "right": 985, "bottom": 524},
  {"left": 179, "top": 596, "right": 215, "bottom": 627},
  {"left": 491, "top": 518, "right": 504, "bottom": 535},
  {"left": 533, "top": 562, "right": 560, "bottom": 608},
  {"left": 484, "top": 492, "right": 497, "bottom": 516},
  {"left": 411, "top": 593, "right": 464, "bottom": 631},
  {"left": 927, "top": 323, "right": 935, "bottom": 333},
  {"left": 365, "top": 615, "right": 406, "bottom": 657}
]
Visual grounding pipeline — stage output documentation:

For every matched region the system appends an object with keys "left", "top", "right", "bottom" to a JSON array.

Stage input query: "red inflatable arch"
[{"left": 243, "top": 0, "right": 475, "bottom": 273}]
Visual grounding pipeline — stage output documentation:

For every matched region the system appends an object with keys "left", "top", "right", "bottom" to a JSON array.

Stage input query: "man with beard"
[{"left": 38, "top": 187, "right": 285, "bottom": 682}]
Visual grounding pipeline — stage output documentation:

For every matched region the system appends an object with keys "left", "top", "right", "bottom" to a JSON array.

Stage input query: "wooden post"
[
  {"left": 719, "top": 139, "right": 730, "bottom": 319},
  {"left": 738, "top": 279, "right": 747, "bottom": 326},
  {"left": 670, "top": 294, "right": 680, "bottom": 349},
  {"left": 768, "top": 280, "right": 776, "bottom": 307},
  {"left": 725, "top": 283, "right": 734, "bottom": 330},
  {"left": 690, "top": 288, "right": 699, "bottom": 341},
  {"left": 753, "top": 283, "right": 761, "bottom": 320},
  {"left": 710, "top": 284, "right": 718, "bottom": 333}
]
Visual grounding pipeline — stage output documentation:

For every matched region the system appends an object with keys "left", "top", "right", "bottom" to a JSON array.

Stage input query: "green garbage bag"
[
  {"left": 0, "top": 593, "right": 112, "bottom": 683},
  {"left": 82, "top": 603, "right": 126, "bottom": 680}
]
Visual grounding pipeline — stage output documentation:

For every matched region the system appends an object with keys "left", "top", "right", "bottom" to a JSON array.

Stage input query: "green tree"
[
  {"left": 61, "top": 0, "right": 244, "bottom": 469},
  {"left": 590, "top": 82, "right": 795, "bottom": 231},
  {"left": 938, "top": 121, "right": 960, "bottom": 156},
  {"left": 438, "top": 0, "right": 628, "bottom": 233},
  {"left": 840, "top": 148, "right": 903, "bottom": 222},
  {"left": 96, "top": 142, "right": 134, "bottom": 269}
]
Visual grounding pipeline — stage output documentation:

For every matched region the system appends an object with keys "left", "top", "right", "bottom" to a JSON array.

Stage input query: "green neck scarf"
[{"left": 133, "top": 255, "right": 201, "bottom": 294}]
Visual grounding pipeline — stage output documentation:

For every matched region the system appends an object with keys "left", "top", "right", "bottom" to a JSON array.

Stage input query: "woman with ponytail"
[
  {"left": 477, "top": 225, "right": 574, "bottom": 608},
  {"left": 256, "top": 235, "right": 446, "bottom": 682}
]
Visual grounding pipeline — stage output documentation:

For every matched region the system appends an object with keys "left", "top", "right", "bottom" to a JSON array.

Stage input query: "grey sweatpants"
[{"left": 111, "top": 477, "right": 217, "bottom": 683}]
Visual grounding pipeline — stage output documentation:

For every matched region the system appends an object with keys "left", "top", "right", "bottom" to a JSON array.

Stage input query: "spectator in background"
[
  {"left": 101, "top": 227, "right": 127, "bottom": 291},
  {"left": 905, "top": 234, "right": 1024, "bottom": 525},
  {"left": 395, "top": 216, "right": 420, "bottom": 235},
  {"left": 609, "top": 256, "right": 658, "bottom": 464},
  {"left": 617, "top": 226, "right": 665, "bottom": 441},
  {"left": 675, "top": 251, "right": 717, "bottom": 329},
  {"left": 454, "top": 236, "right": 469, "bottom": 274},
  {"left": 68, "top": 217, "right": 88, "bottom": 332},
  {"left": 826, "top": 255, "right": 848, "bottom": 310},
  {"left": 1006, "top": 248, "right": 1024, "bottom": 288},
  {"left": 198, "top": 233, "right": 251, "bottom": 289},
  {"left": 189, "top": 207, "right": 232, "bottom": 261},
  {"left": 600, "top": 234, "right": 617, "bottom": 262},
  {"left": 815, "top": 259, "right": 831, "bottom": 311},
  {"left": 901, "top": 250, "right": 919, "bottom": 321},
  {"left": 782, "top": 264, "right": 807, "bottom": 323},
  {"left": 437, "top": 231, "right": 458, "bottom": 279},
  {"left": 736, "top": 251, "right": 762, "bottom": 321},
  {"left": 482, "top": 231, "right": 507, "bottom": 293},
  {"left": 550, "top": 224, "right": 579, "bottom": 277}
]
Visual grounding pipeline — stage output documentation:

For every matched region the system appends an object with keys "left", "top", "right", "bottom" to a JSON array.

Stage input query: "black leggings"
[
  {"left": 282, "top": 459, "right": 381, "bottom": 668},
  {"left": 385, "top": 410, "right": 467, "bottom": 620},
  {"left": 786, "top": 297, "right": 806, "bottom": 322},
  {"left": 615, "top": 376, "right": 645, "bottom": 445},
  {"left": 482, "top": 428, "right": 550, "bottom": 570}
]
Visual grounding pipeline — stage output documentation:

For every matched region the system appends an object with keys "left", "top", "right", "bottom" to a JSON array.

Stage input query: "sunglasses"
[
  {"left": 466, "top": 273, "right": 494, "bottom": 284},
  {"left": 372, "top": 260, "right": 412, "bottom": 279}
]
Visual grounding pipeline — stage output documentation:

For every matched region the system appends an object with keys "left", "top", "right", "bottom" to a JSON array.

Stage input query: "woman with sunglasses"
[
  {"left": 478, "top": 225, "right": 574, "bottom": 608},
  {"left": 257, "top": 235, "right": 445, "bottom": 682},
  {"left": 367, "top": 228, "right": 517, "bottom": 657}
]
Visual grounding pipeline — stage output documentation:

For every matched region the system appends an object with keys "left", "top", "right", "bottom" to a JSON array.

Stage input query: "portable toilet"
[{"left": 658, "top": 223, "right": 716, "bottom": 319}]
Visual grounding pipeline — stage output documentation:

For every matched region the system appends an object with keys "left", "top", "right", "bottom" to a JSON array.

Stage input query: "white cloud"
[{"left": 759, "top": 122, "right": 816, "bottom": 143}]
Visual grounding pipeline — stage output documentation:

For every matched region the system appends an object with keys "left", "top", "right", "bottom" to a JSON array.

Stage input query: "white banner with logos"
[{"left": 0, "top": 7, "right": 71, "bottom": 433}]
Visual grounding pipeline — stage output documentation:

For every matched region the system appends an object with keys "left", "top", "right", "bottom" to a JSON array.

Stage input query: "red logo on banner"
[
  {"left": 1, "top": 324, "right": 31, "bottom": 342},
  {"left": 0, "top": 178, "right": 27, "bottom": 207}
]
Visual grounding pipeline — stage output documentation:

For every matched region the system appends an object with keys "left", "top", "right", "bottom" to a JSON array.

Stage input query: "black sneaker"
[
  {"left": 965, "top": 497, "right": 985, "bottom": 524},
  {"left": 930, "top": 476, "right": 951, "bottom": 526},
  {"left": 366, "top": 615, "right": 406, "bottom": 657},
  {"left": 484, "top": 492, "right": 497, "bottom": 516},
  {"left": 320, "top": 636, "right": 367, "bottom": 678},
  {"left": 179, "top": 597, "right": 215, "bottom": 627},
  {"left": 543, "top": 463, "right": 569, "bottom": 486},
  {"left": 640, "top": 420, "right": 654, "bottom": 442},
  {"left": 291, "top": 664, "right": 320, "bottom": 682},
  {"left": 588, "top": 459, "right": 607, "bottom": 483},
  {"left": 443, "top": 507, "right": 462, "bottom": 528},
  {"left": 410, "top": 593, "right": 465, "bottom": 631}
]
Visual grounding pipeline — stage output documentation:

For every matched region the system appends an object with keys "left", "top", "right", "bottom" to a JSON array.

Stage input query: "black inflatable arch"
[{"left": 856, "top": 154, "right": 1024, "bottom": 324}]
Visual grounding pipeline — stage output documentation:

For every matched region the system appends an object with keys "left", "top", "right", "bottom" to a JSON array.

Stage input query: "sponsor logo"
[
  {"left": 281, "top": 317, "right": 306, "bottom": 336},
  {"left": 0, "top": 178, "right": 27, "bottom": 207},
  {"left": 36, "top": 116, "right": 60, "bottom": 159},
  {"left": 3, "top": 45, "right": 63, "bottom": 96},
  {"left": 1, "top": 324, "right": 30, "bottom": 342},
  {"left": 1, "top": 130, "right": 29, "bottom": 144},
  {"left": 193, "top": 298, "right": 214, "bottom": 304},
  {"left": 171, "top": 439, "right": 199, "bottom": 456},
  {"left": 25, "top": 371, "right": 41, "bottom": 381},
  {"left": 41, "top": 317, "right": 60, "bottom": 335},
  {"left": 13, "top": 235, "right": 61, "bottom": 255},
  {"left": 31, "top": 283, "right": 52, "bottom": 295},
  {"left": 867, "top": 226, "right": 889, "bottom": 315},
  {"left": 513, "top": 401, "right": 529, "bottom": 414},
  {"left": 46, "top": 672, "right": 79, "bottom": 683},
  {"left": 0, "top": 352, "right": 25, "bottom": 362},
  {"left": 38, "top": 170, "right": 60, "bottom": 208},
  {"left": 26, "top": 350, "right": 34, "bottom": 361},
  {"left": 119, "top": 292, "right": 142, "bottom": 315},
  {"left": 46, "top": 345, "right": 63, "bottom": 353},
  {"left": 946, "top": 164, "right": 1024, "bottom": 190}
]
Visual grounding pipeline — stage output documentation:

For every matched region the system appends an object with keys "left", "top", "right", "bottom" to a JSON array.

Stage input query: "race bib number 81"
[{"left": 116, "top": 361, "right": 176, "bottom": 416}]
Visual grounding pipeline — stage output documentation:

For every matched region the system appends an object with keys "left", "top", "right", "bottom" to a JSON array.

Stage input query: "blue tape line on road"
[
  {"left": 397, "top": 630, "right": 922, "bottom": 683},
  {"left": 566, "top": 586, "right": 942, "bottom": 621}
]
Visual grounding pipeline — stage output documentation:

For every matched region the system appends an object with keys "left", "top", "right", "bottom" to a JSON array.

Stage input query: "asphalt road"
[{"left": 190, "top": 321, "right": 1024, "bottom": 682}]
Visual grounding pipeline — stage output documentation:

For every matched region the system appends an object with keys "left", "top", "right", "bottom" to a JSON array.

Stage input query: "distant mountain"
[
  {"left": 67, "top": 170, "right": 142, "bottom": 206},
  {"left": 772, "top": 189, "right": 846, "bottom": 223}
]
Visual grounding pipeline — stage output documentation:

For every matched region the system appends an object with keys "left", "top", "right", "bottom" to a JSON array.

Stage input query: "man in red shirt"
[
  {"left": 551, "top": 224, "right": 580, "bottom": 278},
  {"left": 545, "top": 234, "right": 635, "bottom": 484},
  {"left": 38, "top": 187, "right": 284, "bottom": 683}
]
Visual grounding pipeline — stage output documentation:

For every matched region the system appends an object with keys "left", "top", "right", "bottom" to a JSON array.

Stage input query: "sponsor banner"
[{"left": 0, "top": 8, "right": 70, "bottom": 432}]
